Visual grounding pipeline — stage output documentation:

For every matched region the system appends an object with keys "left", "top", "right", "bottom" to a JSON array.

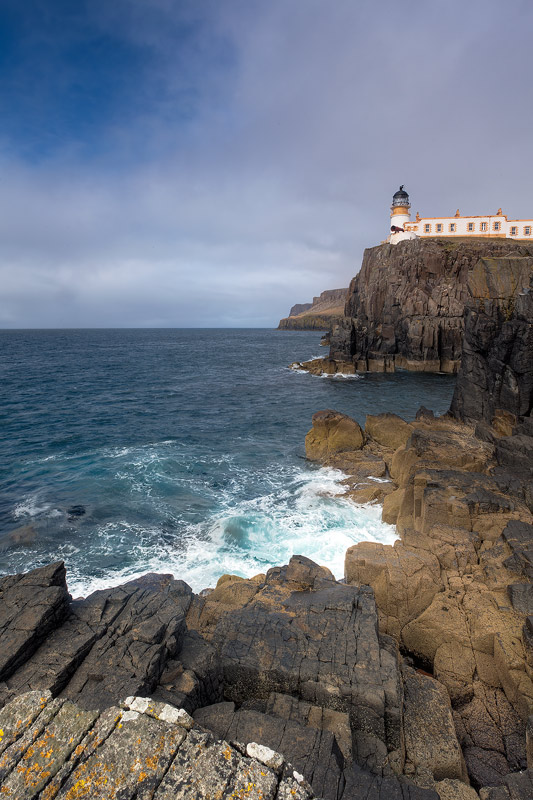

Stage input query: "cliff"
[
  {"left": 451, "top": 276, "right": 533, "bottom": 424},
  {"left": 278, "top": 287, "right": 348, "bottom": 330},
  {"left": 1, "top": 258, "right": 532, "bottom": 798},
  {"left": 328, "top": 238, "right": 533, "bottom": 373}
]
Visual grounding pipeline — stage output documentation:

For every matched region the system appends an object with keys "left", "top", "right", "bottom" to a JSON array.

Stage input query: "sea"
[{"left": 0, "top": 329, "right": 456, "bottom": 597}]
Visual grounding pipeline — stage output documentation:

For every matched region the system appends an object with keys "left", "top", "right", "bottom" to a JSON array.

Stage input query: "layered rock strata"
[
  {"left": 316, "top": 239, "right": 533, "bottom": 374},
  {"left": 305, "top": 404, "right": 533, "bottom": 796},
  {"left": 278, "top": 288, "right": 348, "bottom": 331}
]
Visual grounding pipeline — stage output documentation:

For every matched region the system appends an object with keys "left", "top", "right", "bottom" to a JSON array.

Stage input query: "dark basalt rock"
[
  {"left": 0, "top": 566, "right": 193, "bottom": 711},
  {"left": 67, "top": 504, "right": 86, "bottom": 518},
  {"left": 501, "top": 519, "right": 533, "bottom": 580},
  {"left": 0, "top": 561, "right": 70, "bottom": 684},
  {"left": 3, "top": 554, "right": 530, "bottom": 797},
  {"left": 0, "top": 558, "right": 424, "bottom": 799},
  {"left": 194, "top": 702, "right": 345, "bottom": 800},
  {"left": 450, "top": 279, "right": 533, "bottom": 424},
  {"left": 329, "top": 238, "right": 533, "bottom": 374}
]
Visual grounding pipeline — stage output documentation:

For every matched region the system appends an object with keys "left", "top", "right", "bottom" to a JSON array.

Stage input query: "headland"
[
  {"left": 0, "top": 229, "right": 532, "bottom": 799},
  {"left": 278, "top": 287, "right": 348, "bottom": 331}
]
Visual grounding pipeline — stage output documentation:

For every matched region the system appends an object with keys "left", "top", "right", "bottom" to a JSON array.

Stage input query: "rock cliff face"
[
  {"left": 278, "top": 288, "right": 348, "bottom": 331},
  {"left": 305, "top": 406, "right": 533, "bottom": 798},
  {"left": 329, "top": 239, "right": 533, "bottom": 373},
  {"left": 451, "top": 277, "right": 533, "bottom": 423}
]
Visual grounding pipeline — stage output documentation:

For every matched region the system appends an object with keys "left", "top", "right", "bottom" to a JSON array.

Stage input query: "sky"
[{"left": 0, "top": 0, "right": 532, "bottom": 328}]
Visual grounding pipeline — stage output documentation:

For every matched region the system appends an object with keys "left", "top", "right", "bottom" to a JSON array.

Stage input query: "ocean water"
[{"left": 0, "top": 329, "right": 456, "bottom": 596}]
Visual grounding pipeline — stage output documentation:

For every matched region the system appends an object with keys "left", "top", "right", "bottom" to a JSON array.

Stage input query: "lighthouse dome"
[{"left": 392, "top": 185, "right": 410, "bottom": 207}]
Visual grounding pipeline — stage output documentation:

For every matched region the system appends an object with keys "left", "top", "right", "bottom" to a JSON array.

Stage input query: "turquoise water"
[{"left": 0, "top": 329, "right": 456, "bottom": 594}]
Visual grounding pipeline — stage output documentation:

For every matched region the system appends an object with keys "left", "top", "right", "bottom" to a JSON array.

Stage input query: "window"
[
  {"left": 481, "top": 222, "right": 488, "bottom": 231},
  {"left": 525, "top": 226, "right": 532, "bottom": 236},
  {"left": 511, "top": 226, "right": 518, "bottom": 235},
  {"left": 424, "top": 224, "right": 431, "bottom": 233},
  {"left": 467, "top": 222, "right": 474, "bottom": 231},
  {"left": 413, "top": 225, "right": 419, "bottom": 231},
  {"left": 493, "top": 221, "right": 501, "bottom": 231},
  {"left": 449, "top": 223, "right": 456, "bottom": 232},
  {"left": 436, "top": 223, "right": 443, "bottom": 232}
]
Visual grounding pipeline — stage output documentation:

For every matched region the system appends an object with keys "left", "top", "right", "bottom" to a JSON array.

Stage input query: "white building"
[{"left": 386, "top": 186, "right": 533, "bottom": 245}]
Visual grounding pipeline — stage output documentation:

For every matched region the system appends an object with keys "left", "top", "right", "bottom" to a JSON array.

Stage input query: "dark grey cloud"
[{"left": 0, "top": 0, "right": 532, "bottom": 327}]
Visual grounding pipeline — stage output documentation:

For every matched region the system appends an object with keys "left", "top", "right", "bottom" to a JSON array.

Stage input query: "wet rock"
[
  {"left": 67, "top": 504, "right": 86, "bottom": 520},
  {"left": 0, "top": 524, "right": 37, "bottom": 549},
  {"left": 416, "top": 407, "right": 436, "bottom": 422}
]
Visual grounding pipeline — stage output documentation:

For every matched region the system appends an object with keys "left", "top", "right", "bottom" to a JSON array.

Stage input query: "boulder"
[
  {"left": 0, "top": 524, "right": 38, "bottom": 548},
  {"left": 305, "top": 410, "right": 364, "bottom": 460},
  {"left": 0, "top": 562, "right": 70, "bottom": 684},
  {"left": 365, "top": 413, "right": 413, "bottom": 451}
]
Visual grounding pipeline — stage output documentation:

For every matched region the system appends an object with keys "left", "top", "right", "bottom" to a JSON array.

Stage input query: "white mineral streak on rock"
[
  {"left": 128, "top": 697, "right": 150, "bottom": 713},
  {"left": 246, "top": 742, "right": 284, "bottom": 770},
  {"left": 121, "top": 709, "right": 140, "bottom": 722},
  {"left": 159, "top": 705, "right": 194, "bottom": 729}
]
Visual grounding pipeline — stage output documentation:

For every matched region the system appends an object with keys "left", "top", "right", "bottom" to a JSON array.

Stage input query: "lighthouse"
[
  {"left": 388, "top": 186, "right": 418, "bottom": 244},
  {"left": 391, "top": 186, "right": 411, "bottom": 228}
]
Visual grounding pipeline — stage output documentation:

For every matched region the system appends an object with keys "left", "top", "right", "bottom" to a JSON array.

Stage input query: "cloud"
[{"left": 0, "top": 0, "right": 532, "bottom": 327}]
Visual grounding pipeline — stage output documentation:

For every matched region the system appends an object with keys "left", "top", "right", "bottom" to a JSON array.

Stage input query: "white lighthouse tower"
[{"left": 387, "top": 186, "right": 418, "bottom": 244}]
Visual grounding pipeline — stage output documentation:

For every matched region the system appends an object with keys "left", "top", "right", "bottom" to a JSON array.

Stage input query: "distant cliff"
[
  {"left": 328, "top": 238, "right": 533, "bottom": 373},
  {"left": 278, "top": 287, "right": 348, "bottom": 330}
]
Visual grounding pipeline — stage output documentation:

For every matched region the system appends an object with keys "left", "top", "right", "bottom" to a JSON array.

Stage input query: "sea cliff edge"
[{"left": 0, "top": 253, "right": 532, "bottom": 798}]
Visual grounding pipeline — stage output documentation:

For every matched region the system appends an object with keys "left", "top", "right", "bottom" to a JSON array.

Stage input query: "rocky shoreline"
[
  {"left": 1, "top": 389, "right": 532, "bottom": 798},
  {"left": 0, "top": 248, "right": 531, "bottom": 798}
]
